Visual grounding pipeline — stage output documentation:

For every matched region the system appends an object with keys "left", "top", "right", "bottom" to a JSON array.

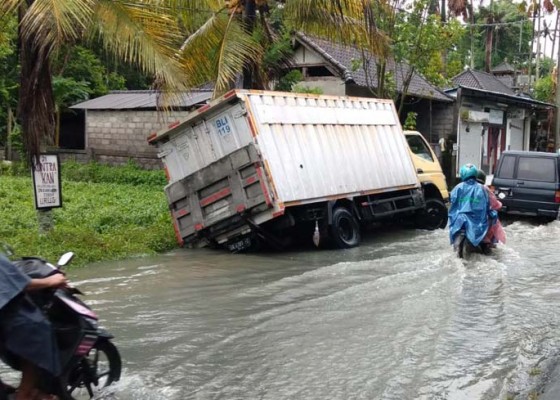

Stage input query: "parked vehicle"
[
  {"left": 0, "top": 252, "right": 121, "bottom": 400},
  {"left": 490, "top": 150, "right": 560, "bottom": 221},
  {"left": 148, "top": 90, "right": 448, "bottom": 251},
  {"left": 404, "top": 130, "right": 449, "bottom": 229}
]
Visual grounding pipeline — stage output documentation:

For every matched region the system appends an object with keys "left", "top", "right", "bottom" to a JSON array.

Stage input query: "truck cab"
[{"left": 404, "top": 130, "right": 449, "bottom": 229}]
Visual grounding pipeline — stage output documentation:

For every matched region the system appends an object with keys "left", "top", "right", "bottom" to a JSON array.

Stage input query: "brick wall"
[{"left": 86, "top": 109, "right": 191, "bottom": 169}]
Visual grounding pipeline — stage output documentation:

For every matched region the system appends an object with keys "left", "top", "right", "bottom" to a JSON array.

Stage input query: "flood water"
[{"left": 4, "top": 219, "right": 560, "bottom": 399}]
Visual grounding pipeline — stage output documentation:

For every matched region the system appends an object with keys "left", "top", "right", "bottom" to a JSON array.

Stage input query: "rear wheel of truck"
[
  {"left": 416, "top": 198, "right": 448, "bottom": 230},
  {"left": 330, "top": 207, "right": 361, "bottom": 248}
]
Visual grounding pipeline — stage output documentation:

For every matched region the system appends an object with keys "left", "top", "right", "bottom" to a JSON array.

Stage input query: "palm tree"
[
  {"left": 448, "top": 0, "right": 475, "bottom": 68},
  {"left": 1, "top": 0, "right": 390, "bottom": 162},
  {"left": 177, "top": 0, "right": 389, "bottom": 97},
  {"left": 0, "top": 0, "right": 201, "bottom": 163}
]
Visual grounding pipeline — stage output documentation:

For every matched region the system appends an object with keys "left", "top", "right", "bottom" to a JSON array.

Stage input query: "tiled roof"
[
  {"left": 496, "top": 75, "right": 515, "bottom": 88},
  {"left": 71, "top": 90, "right": 213, "bottom": 110},
  {"left": 451, "top": 69, "right": 516, "bottom": 95},
  {"left": 491, "top": 61, "right": 515, "bottom": 74},
  {"left": 295, "top": 33, "right": 453, "bottom": 102}
]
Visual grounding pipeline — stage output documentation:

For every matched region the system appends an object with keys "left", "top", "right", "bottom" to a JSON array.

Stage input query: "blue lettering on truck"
[{"left": 216, "top": 116, "right": 232, "bottom": 137}]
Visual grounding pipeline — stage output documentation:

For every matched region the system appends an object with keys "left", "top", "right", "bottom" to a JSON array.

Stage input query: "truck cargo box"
[{"left": 148, "top": 90, "right": 423, "bottom": 248}]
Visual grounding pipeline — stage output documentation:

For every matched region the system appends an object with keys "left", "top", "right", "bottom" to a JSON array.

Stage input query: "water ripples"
[{"left": 3, "top": 220, "right": 560, "bottom": 399}]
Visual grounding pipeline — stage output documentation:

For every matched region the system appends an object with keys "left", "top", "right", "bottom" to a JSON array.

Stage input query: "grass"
[{"left": 0, "top": 161, "right": 177, "bottom": 268}]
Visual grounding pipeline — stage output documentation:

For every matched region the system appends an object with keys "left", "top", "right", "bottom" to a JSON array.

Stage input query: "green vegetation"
[{"left": 0, "top": 162, "right": 176, "bottom": 268}]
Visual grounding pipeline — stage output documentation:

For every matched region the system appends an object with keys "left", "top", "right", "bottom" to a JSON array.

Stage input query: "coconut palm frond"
[
  {"left": 284, "top": 0, "right": 389, "bottom": 56},
  {"left": 284, "top": 0, "right": 364, "bottom": 44},
  {"left": 0, "top": 0, "right": 27, "bottom": 20},
  {"left": 164, "top": 0, "right": 219, "bottom": 34},
  {"left": 213, "top": 16, "right": 262, "bottom": 96},
  {"left": 0, "top": 0, "right": 23, "bottom": 18},
  {"left": 20, "top": 0, "right": 95, "bottom": 52},
  {"left": 94, "top": 1, "right": 190, "bottom": 93},
  {"left": 179, "top": 16, "right": 226, "bottom": 88},
  {"left": 180, "top": 13, "right": 263, "bottom": 98}
]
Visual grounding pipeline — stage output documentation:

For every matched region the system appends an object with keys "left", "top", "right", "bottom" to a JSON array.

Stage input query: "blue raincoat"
[{"left": 448, "top": 178, "right": 490, "bottom": 246}]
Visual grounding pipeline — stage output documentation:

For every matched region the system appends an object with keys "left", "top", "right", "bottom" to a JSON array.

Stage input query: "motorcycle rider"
[
  {"left": 476, "top": 169, "right": 506, "bottom": 245},
  {"left": 448, "top": 163, "right": 494, "bottom": 254},
  {"left": 0, "top": 253, "right": 67, "bottom": 400}
]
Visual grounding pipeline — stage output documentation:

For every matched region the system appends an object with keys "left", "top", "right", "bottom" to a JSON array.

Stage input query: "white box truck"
[{"left": 148, "top": 90, "right": 447, "bottom": 251}]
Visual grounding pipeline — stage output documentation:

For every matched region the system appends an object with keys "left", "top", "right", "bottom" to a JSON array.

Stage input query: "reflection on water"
[{"left": 3, "top": 221, "right": 560, "bottom": 399}]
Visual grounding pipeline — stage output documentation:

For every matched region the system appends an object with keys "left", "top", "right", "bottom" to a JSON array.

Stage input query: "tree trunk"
[
  {"left": 485, "top": 16, "right": 494, "bottom": 72},
  {"left": 441, "top": 0, "right": 447, "bottom": 76},
  {"left": 469, "top": 4, "right": 475, "bottom": 69},
  {"left": 242, "top": 0, "right": 257, "bottom": 89},
  {"left": 377, "top": 60, "right": 387, "bottom": 98},
  {"left": 397, "top": 68, "right": 416, "bottom": 117},
  {"left": 6, "top": 107, "right": 12, "bottom": 160},
  {"left": 17, "top": 0, "right": 55, "bottom": 165},
  {"left": 55, "top": 105, "right": 60, "bottom": 147},
  {"left": 18, "top": 1, "right": 56, "bottom": 233}
]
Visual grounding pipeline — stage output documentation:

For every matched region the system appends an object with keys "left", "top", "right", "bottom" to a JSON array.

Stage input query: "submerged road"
[{"left": 4, "top": 219, "right": 560, "bottom": 399}]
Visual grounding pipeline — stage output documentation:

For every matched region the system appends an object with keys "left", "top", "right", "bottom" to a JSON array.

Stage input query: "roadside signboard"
[{"left": 32, "top": 154, "right": 62, "bottom": 209}]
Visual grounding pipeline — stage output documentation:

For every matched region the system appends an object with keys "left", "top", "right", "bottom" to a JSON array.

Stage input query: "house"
[
  {"left": 64, "top": 89, "right": 212, "bottom": 168},
  {"left": 445, "top": 69, "right": 554, "bottom": 175},
  {"left": 491, "top": 60, "right": 517, "bottom": 90},
  {"left": 290, "top": 33, "right": 454, "bottom": 144}
]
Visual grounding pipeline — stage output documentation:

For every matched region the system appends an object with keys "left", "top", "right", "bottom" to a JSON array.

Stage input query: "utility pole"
[
  {"left": 536, "top": 1, "right": 542, "bottom": 80},
  {"left": 554, "top": 14, "right": 560, "bottom": 152}
]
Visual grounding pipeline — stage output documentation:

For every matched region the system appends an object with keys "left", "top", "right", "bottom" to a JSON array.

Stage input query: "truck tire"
[
  {"left": 330, "top": 207, "right": 361, "bottom": 248},
  {"left": 416, "top": 198, "right": 448, "bottom": 230}
]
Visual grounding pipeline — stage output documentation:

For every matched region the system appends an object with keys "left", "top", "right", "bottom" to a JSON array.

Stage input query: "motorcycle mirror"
[{"left": 57, "top": 252, "right": 74, "bottom": 267}]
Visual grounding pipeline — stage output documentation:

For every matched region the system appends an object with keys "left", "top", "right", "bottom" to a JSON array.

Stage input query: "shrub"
[
  {"left": 0, "top": 171, "right": 176, "bottom": 268},
  {"left": 61, "top": 160, "right": 167, "bottom": 186}
]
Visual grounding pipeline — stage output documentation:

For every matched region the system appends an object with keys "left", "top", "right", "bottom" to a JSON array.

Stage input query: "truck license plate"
[{"left": 227, "top": 237, "right": 252, "bottom": 252}]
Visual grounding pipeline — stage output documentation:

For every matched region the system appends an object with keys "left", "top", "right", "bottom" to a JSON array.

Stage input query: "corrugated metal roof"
[{"left": 71, "top": 90, "right": 213, "bottom": 110}]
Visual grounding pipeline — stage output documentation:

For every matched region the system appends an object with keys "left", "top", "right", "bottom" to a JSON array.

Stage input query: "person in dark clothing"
[{"left": 0, "top": 254, "right": 67, "bottom": 400}]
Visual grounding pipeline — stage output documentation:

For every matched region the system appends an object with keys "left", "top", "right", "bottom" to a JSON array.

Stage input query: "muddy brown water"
[{"left": 3, "top": 219, "right": 560, "bottom": 400}]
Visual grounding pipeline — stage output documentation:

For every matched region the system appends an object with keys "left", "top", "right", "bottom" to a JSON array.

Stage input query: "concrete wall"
[
  {"left": 85, "top": 109, "right": 191, "bottom": 169},
  {"left": 293, "top": 45, "right": 329, "bottom": 66},
  {"left": 431, "top": 103, "right": 455, "bottom": 141},
  {"left": 297, "top": 77, "right": 347, "bottom": 96}
]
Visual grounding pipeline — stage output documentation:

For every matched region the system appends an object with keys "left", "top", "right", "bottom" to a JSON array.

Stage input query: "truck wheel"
[
  {"left": 416, "top": 199, "right": 448, "bottom": 230},
  {"left": 330, "top": 207, "right": 361, "bottom": 248}
]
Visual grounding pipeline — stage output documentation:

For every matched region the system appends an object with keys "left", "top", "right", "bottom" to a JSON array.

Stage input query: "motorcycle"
[
  {"left": 453, "top": 229, "right": 493, "bottom": 259},
  {"left": 450, "top": 206, "right": 500, "bottom": 259},
  {"left": 0, "top": 252, "right": 121, "bottom": 400}
]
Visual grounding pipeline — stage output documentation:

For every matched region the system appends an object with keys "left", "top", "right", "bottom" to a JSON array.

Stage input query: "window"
[
  {"left": 406, "top": 135, "right": 434, "bottom": 162},
  {"left": 306, "top": 66, "right": 334, "bottom": 77},
  {"left": 517, "top": 157, "right": 556, "bottom": 182},
  {"left": 497, "top": 155, "right": 516, "bottom": 179}
]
